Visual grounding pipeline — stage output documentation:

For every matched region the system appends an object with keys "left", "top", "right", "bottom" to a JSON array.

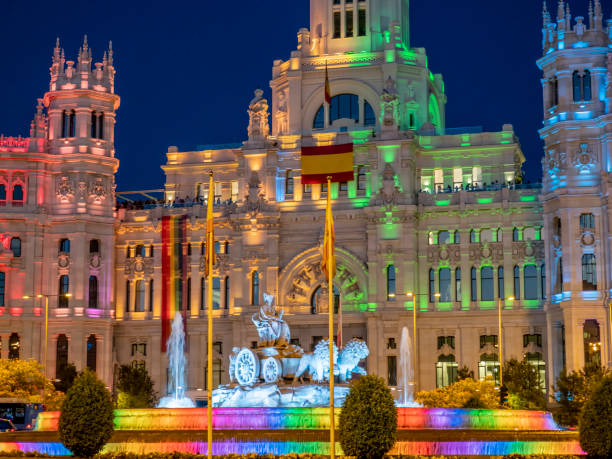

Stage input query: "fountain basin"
[{"left": 36, "top": 407, "right": 562, "bottom": 432}]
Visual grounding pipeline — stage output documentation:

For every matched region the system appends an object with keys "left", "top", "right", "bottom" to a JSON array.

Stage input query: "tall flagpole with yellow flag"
[
  {"left": 205, "top": 171, "right": 215, "bottom": 459},
  {"left": 322, "top": 176, "right": 336, "bottom": 459}
]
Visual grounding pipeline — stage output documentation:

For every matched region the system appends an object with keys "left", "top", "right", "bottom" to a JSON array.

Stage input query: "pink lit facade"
[{"left": 1, "top": 1, "right": 611, "bottom": 400}]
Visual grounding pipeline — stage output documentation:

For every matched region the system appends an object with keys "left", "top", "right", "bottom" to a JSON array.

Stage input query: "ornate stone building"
[{"left": 0, "top": 0, "right": 610, "bottom": 402}]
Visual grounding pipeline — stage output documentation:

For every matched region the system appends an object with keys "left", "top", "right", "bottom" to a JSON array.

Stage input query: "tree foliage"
[
  {"left": 339, "top": 375, "right": 397, "bottom": 459},
  {"left": 116, "top": 365, "right": 157, "bottom": 408},
  {"left": 457, "top": 365, "right": 474, "bottom": 381},
  {"left": 54, "top": 363, "right": 78, "bottom": 393},
  {"left": 416, "top": 378, "right": 498, "bottom": 409},
  {"left": 502, "top": 358, "right": 547, "bottom": 410},
  {"left": 0, "top": 358, "right": 65, "bottom": 410},
  {"left": 59, "top": 369, "right": 114, "bottom": 458},
  {"left": 554, "top": 362, "right": 609, "bottom": 427},
  {"left": 579, "top": 375, "right": 612, "bottom": 457}
]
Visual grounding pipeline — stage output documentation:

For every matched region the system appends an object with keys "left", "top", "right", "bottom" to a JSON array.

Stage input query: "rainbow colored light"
[{"left": 36, "top": 407, "right": 561, "bottom": 432}]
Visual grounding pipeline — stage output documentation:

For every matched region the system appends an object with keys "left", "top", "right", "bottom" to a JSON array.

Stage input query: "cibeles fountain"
[{"left": 213, "top": 293, "right": 369, "bottom": 407}]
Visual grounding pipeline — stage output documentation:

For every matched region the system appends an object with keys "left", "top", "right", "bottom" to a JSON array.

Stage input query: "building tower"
[{"left": 539, "top": 1, "right": 612, "bottom": 382}]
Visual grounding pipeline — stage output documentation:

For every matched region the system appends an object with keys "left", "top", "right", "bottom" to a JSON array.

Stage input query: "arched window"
[
  {"left": 62, "top": 110, "right": 68, "bottom": 138},
  {"left": 357, "top": 166, "right": 367, "bottom": 191},
  {"left": 582, "top": 70, "right": 592, "bottom": 102},
  {"left": 455, "top": 268, "right": 461, "bottom": 303},
  {"left": 513, "top": 228, "right": 520, "bottom": 242},
  {"left": 524, "top": 265, "right": 538, "bottom": 300},
  {"left": 200, "top": 278, "right": 206, "bottom": 310},
  {"left": 224, "top": 276, "right": 230, "bottom": 309},
  {"left": 429, "top": 269, "right": 435, "bottom": 302},
  {"left": 470, "top": 230, "right": 477, "bottom": 243},
  {"left": 313, "top": 94, "right": 376, "bottom": 129},
  {"left": 439, "top": 268, "right": 451, "bottom": 302},
  {"left": 285, "top": 170, "right": 294, "bottom": 195},
  {"left": 540, "top": 264, "right": 546, "bottom": 300},
  {"left": 98, "top": 112, "right": 104, "bottom": 140},
  {"left": 91, "top": 111, "right": 97, "bottom": 138},
  {"left": 523, "top": 227, "right": 536, "bottom": 241},
  {"left": 454, "top": 230, "right": 461, "bottom": 244},
  {"left": 89, "top": 239, "right": 100, "bottom": 253},
  {"left": 310, "top": 285, "right": 340, "bottom": 314},
  {"left": 251, "top": 271, "right": 260, "bottom": 306},
  {"left": 69, "top": 110, "right": 75, "bottom": 137},
  {"left": 553, "top": 217, "right": 562, "bottom": 238},
  {"left": 438, "top": 231, "right": 450, "bottom": 244},
  {"left": 573, "top": 70, "right": 582, "bottom": 102},
  {"left": 134, "top": 280, "right": 145, "bottom": 312},
  {"left": 478, "top": 353, "right": 500, "bottom": 385},
  {"left": 12, "top": 185, "right": 23, "bottom": 202},
  {"left": 582, "top": 254, "right": 597, "bottom": 291},
  {"left": 550, "top": 76, "right": 559, "bottom": 107},
  {"left": 480, "top": 229, "right": 493, "bottom": 243},
  {"left": 10, "top": 237, "right": 21, "bottom": 257},
  {"left": 126, "top": 246, "right": 131, "bottom": 258},
  {"left": 514, "top": 266, "right": 521, "bottom": 300},
  {"left": 58, "top": 275, "right": 69, "bottom": 307},
  {"left": 436, "top": 355, "right": 458, "bottom": 388},
  {"left": 497, "top": 228, "right": 503, "bottom": 242},
  {"left": 583, "top": 319, "right": 601, "bottom": 366},
  {"left": 125, "top": 280, "right": 131, "bottom": 312},
  {"left": 56, "top": 334, "right": 68, "bottom": 377},
  {"left": 481, "top": 266, "right": 494, "bottom": 301},
  {"left": 86, "top": 335, "right": 97, "bottom": 371},
  {"left": 0, "top": 184, "right": 6, "bottom": 201},
  {"left": 88, "top": 275, "right": 98, "bottom": 308},
  {"left": 8, "top": 333, "right": 20, "bottom": 360},
  {"left": 213, "top": 277, "right": 221, "bottom": 309},
  {"left": 470, "top": 267, "right": 477, "bottom": 302},
  {"left": 0, "top": 272, "right": 5, "bottom": 307},
  {"left": 59, "top": 238, "right": 70, "bottom": 254},
  {"left": 135, "top": 245, "right": 145, "bottom": 257},
  {"left": 149, "top": 279, "right": 154, "bottom": 312},
  {"left": 498, "top": 266, "right": 504, "bottom": 299},
  {"left": 386, "top": 265, "right": 397, "bottom": 300},
  {"left": 580, "top": 213, "right": 595, "bottom": 229}
]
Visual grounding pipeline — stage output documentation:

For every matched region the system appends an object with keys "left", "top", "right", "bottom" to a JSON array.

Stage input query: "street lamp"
[
  {"left": 497, "top": 295, "right": 514, "bottom": 386},
  {"left": 23, "top": 293, "right": 72, "bottom": 401}
]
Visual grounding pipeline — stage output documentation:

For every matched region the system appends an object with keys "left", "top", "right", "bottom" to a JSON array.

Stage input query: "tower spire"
[
  {"left": 565, "top": 2, "right": 571, "bottom": 27},
  {"left": 557, "top": 0, "right": 564, "bottom": 22},
  {"left": 588, "top": 1, "right": 594, "bottom": 28},
  {"left": 543, "top": 1, "right": 551, "bottom": 26},
  {"left": 593, "top": 0, "right": 603, "bottom": 30}
]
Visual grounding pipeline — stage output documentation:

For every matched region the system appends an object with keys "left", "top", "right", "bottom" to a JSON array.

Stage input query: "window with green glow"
[
  {"left": 512, "top": 228, "right": 520, "bottom": 242},
  {"left": 541, "top": 264, "right": 546, "bottom": 300},
  {"left": 481, "top": 267, "right": 494, "bottom": 301},
  {"left": 524, "top": 265, "right": 538, "bottom": 300},
  {"left": 387, "top": 265, "right": 396, "bottom": 301},
  {"left": 429, "top": 269, "right": 435, "bottom": 302},
  {"left": 470, "top": 230, "right": 478, "bottom": 243},
  {"left": 470, "top": 267, "right": 477, "bottom": 302},
  {"left": 514, "top": 266, "right": 521, "bottom": 300},
  {"left": 357, "top": 166, "right": 367, "bottom": 192},
  {"left": 438, "top": 230, "right": 450, "bottom": 244},
  {"left": 439, "top": 268, "right": 451, "bottom": 302},
  {"left": 498, "top": 267, "right": 504, "bottom": 299},
  {"left": 455, "top": 268, "right": 461, "bottom": 302}
]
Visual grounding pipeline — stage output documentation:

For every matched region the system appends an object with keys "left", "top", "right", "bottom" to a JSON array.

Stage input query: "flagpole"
[
  {"left": 206, "top": 171, "right": 214, "bottom": 459},
  {"left": 327, "top": 177, "right": 335, "bottom": 459}
]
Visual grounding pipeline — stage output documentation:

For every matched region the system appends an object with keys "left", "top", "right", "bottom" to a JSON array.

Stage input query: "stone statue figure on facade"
[
  {"left": 242, "top": 171, "right": 268, "bottom": 214},
  {"left": 247, "top": 89, "right": 270, "bottom": 140},
  {"left": 381, "top": 76, "right": 400, "bottom": 127},
  {"left": 375, "top": 163, "right": 401, "bottom": 206},
  {"left": 251, "top": 292, "right": 290, "bottom": 346}
]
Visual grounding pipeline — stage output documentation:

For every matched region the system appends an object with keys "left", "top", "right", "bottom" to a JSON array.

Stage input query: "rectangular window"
[
  {"left": 358, "top": 9, "right": 366, "bottom": 36},
  {"left": 149, "top": 280, "right": 154, "bottom": 312},
  {"left": 580, "top": 213, "right": 595, "bottom": 229},
  {"left": 0, "top": 272, "right": 5, "bottom": 307},
  {"left": 125, "top": 280, "right": 130, "bottom": 313},
  {"left": 357, "top": 166, "right": 367, "bottom": 191},
  {"left": 303, "top": 183, "right": 312, "bottom": 194},
  {"left": 472, "top": 166, "right": 482, "bottom": 188},
  {"left": 453, "top": 168, "right": 463, "bottom": 189},
  {"left": 231, "top": 181, "right": 238, "bottom": 202},
  {"left": 421, "top": 176, "right": 432, "bottom": 193},
  {"left": 345, "top": 10, "right": 354, "bottom": 37},
  {"left": 212, "top": 277, "right": 221, "bottom": 310},
  {"left": 434, "top": 169, "right": 444, "bottom": 191},
  {"left": 333, "top": 12, "right": 341, "bottom": 38},
  {"left": 455, "top": 268, "right": 461, "bottom": 302},
  {"left": 387, "top": 355, "right": 397, "bottom": 386}
]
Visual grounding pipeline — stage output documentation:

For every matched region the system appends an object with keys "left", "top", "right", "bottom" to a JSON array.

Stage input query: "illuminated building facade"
[{"left": 0, "top": 0, "right": 610, "bottom": 399}]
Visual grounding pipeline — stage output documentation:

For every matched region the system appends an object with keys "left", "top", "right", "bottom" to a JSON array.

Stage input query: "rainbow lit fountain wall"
[{"left": 0, "top": 297, "right": 584, "bottom": 456}]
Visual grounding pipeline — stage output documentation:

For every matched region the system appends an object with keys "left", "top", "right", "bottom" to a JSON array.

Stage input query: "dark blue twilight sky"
[{"left": 0, "top": 1, "right": 577, "bottom": 190}]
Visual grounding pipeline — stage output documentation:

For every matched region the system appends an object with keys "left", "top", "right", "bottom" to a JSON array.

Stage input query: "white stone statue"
[
  {"left": 247, "top": 89, "right": 270, "bottom": 140},
  {"left": 337, "top": 338, "right": 369, "bottom": 382},
  {"left": 251, "top": 292, "right": 290, "bottom": 346},
  {"left": 381, "top": 76, "right": 400, "bottom": 127},
  {"left": 293, "top": 339, "right": 339, "bottom": 383}
]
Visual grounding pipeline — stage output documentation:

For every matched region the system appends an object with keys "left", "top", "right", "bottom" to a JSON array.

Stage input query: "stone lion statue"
[
  {"left": 337, "top": 338, "right": 369, "bottom": 382},
  {"left": 293, "top": 339, "right": 338, "bottom": 383}
]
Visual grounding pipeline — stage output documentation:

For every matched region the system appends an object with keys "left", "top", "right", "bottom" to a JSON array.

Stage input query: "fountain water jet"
[
  {"left": 397, "top": 326, "right": 421, "bottom": 407},
  {"left": 157, "top": 313, "right": 195, "bottom": 408}
]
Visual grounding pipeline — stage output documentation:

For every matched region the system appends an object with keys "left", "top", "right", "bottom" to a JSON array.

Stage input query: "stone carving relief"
[
  {"left": 380, "top": 76, "right": 399, "bottom": 127},
  {"left": 247, "top": 89, "right": 270, "bottom": 140},
  {"left": 77, "top": 181, "right": 87, "bottom": 202},
  {"left": 375, "top": 163, "right": 401, "bottom": 207},
  {"left": 572, "top": 143, "right": 597, "bottom": 173},
  {"left": 512, "top": 241, "right": 545, "bottom": 263},
  {"left": 89, "top": 178, "right": 107, "bottom": 204},
  {"left": 56, "top": 176, "right": 74, "bottom": 203},
  {"left": 89, "top": 253, "right": 102, "bottom": 270},
  {"left": 242, "top": 171, "right": 268, "bottom": 215},
  {"left": 468, "top": 243, "right": 503, "bottom": 264},
  {"left": 124, "top": 256, "right": 154, "bottom": 278},
  {"left": 427, "top": 245, "right": 461, "bottom": 264},
  {"left": 276, "top": 89, "right": 288, "bottom": 134}
]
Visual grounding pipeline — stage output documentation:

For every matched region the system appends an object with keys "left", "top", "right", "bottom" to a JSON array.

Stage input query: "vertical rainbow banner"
[{"left": 161, "top": 215, "right": 188, "bottom": 352}]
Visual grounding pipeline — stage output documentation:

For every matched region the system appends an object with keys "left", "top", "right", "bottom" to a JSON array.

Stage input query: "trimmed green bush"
[
  {"left": 116, "top": 365, "right": 157, "bottom": 408},
  {"left": 338, "top": 375, "right": 397, "bottom": 459},
  {"left": 579, "top": 374, "right": 612, "bottom": 457},
  {"left": 59, "top": 369, "right": 114, "bottom": 458}
]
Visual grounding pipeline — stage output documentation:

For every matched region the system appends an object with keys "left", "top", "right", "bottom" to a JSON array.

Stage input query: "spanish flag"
[
  {"left": 301, "top": 143, "right": 354, "bottom": 184},
  {"left": 321, "top": 180, "right": 336, "bottom": 280},
  {"left": 205, "top": 172, "right": 215, "bottom": 278}
]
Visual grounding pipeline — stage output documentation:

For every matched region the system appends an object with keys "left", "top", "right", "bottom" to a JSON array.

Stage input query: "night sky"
[{"left": 0, "top": 0, "right": 584, "bottom": 190}]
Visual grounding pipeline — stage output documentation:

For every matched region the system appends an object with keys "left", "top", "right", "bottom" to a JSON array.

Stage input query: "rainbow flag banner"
[
  {"left": 161, "top": 215, "right": 188, "bottom": 352},
  {"left": 301, "top": 143, "right": 354, "bottom": 184}
]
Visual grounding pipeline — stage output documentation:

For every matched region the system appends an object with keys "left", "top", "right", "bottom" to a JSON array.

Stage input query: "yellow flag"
[
  {"left": 205, "top": 173, "right": 215, "bottom": 278},
  {"left": 321, "top": 179, "right": 336, "bottom": 280}
]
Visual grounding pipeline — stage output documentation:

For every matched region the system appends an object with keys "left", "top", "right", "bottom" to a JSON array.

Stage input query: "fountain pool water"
[
  {"left": 157, "top": 313, "right": 195, "bottom": 408},
  {"left": 397, "top": 326, "right": 421, "bottom": 407}
]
